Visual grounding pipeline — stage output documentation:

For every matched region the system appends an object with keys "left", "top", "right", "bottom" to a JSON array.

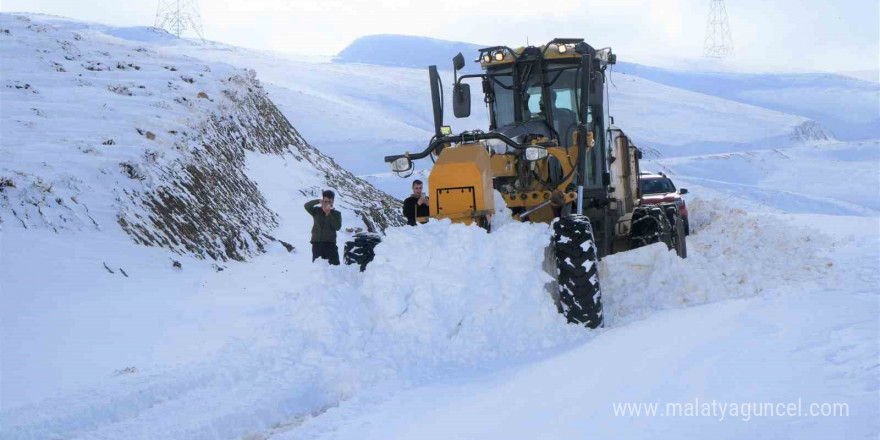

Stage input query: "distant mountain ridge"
[
  {"left": 614, "top": 62, "right": 879, "bottom": 141},
  {"left": 333, "top": 34, "right": 484, "bottom": 72}
]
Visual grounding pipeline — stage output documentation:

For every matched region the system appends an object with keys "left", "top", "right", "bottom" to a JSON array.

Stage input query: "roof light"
[
  {"left": 494, "top": 51, "right": 504, "bottom": 61},
  {"left": 557, "top": 44, "right": 568, "bottom": 54},
  {"left": 482, "top": 53, "right": 491, "bottom": 63}
]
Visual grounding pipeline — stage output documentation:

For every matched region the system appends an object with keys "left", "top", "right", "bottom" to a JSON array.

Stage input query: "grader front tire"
[{"left": 551, "top": 215, "right": 603, "bottom": 329}]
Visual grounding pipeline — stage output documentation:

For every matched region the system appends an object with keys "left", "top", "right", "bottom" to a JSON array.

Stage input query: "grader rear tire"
[
  {"left": 631, "top": 206, "right": 673, "bottom": 250},
  {"left": 551, "top": 215, "right": 603, "bottom": 329}
]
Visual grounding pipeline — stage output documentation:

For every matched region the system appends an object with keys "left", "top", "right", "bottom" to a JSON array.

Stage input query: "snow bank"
[
  {"left": 602, "top": 198, "right": 835, "bottom": 326},
  {"left": 0, "top": 217, "right": 589, "bottom": 440}
]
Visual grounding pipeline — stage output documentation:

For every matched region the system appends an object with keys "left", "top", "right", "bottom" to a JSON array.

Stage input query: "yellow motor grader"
[{"left": 344, "top": 39, "right": 686, "bottom": 328}]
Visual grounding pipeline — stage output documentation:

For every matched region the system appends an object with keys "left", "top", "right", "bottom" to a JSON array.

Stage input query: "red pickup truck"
[{"left": 639, "top": 172, "right": 689, "bottom": 235}]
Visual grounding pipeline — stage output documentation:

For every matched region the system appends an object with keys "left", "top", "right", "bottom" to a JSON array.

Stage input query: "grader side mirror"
[
  {"left": 680, "top": 188, "right": 689, "bottom": 195},
  {"left": 453, "top": 83, "right": 471, "bottom": 118},
  {"left": 451, "top": 52, "right": 470, "bottom": 118}
]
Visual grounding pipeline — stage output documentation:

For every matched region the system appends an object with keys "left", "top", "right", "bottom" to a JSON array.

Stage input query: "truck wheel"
[
  {"left": 663, "top": 205, "right": 687, "bottom": 259},
  {"left": 551, "top": 215, "right": 603, "bottom": 329},
  {"left": 343, "top": 233, "right": 382, "bottom": 272},
  {"left": 631, "top": 206, "right": 673, "bottom": 249},
  {"left": 675, "top": 215, "right": 687, "bottom": 258}
]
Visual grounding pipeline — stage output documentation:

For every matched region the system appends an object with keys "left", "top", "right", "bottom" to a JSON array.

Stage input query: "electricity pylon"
[
  {"left": 703, "top": 0, "right": 734, "bottom": 58},
  {"left": 154, "top": 0, "right": 205, "bottom": 43}
]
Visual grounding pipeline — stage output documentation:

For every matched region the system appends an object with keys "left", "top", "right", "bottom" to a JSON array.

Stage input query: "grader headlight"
[
  {"left": 596, "top": 47, "right": 616, "bottom": 65},
  {"left": 494, "top": 51, "right": 505, "bottom": 61},
  {"left": 482, "top": 53, "right": 492, "bottom": 63},
  {"left": 524, "top": 146, "right": 548, "bottom": 161},
  {"left": 391, "top": 157, "right": 413, "bottom": 177}
]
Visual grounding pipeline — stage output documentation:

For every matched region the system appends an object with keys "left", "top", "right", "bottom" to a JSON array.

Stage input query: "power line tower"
[
  {"left": 154, "top": 0, "right": 205, "bottom": 43},
  {"left": 703, "top": 0, "right": 734, "bottom": 58}
]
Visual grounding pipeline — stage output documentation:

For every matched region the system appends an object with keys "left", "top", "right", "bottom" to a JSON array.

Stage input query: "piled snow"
[
  {"left": 276, "top": 198, "right": 879, "bottom": 440},
  {"left": 0, "top": 216, "right": 590, "bottom": 440},
  {"left": 602, "top": 198, "right": 835, "bottom": 326},
  {"left": 274, "top": 197, "right": 876, "bottom": 440},
  {"left": 291, "top": 275, "right": 878, "bottom": 440}
]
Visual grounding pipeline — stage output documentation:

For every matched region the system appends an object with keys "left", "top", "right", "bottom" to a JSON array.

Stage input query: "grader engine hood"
[{"left": 428, "top": 143, "right": 495, "bottom": 222}]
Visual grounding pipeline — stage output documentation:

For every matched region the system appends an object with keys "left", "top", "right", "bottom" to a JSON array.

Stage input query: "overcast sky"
[{"left": 3, "top": 0, "right": 878, "bottom": 72}]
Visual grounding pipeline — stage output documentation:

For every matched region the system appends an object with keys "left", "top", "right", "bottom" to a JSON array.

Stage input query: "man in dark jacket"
[
  {"left": 304, "top": 190, "right": 342, "bottom": 265},
  {"left": 402, "top": 180, "right": 430, "bottom": 226}
]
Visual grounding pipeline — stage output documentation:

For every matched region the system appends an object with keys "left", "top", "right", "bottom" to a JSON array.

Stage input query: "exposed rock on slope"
[
  {"left": 790, "top": 120, "right": 834, "bottom": 142},
  {"left": 116, "top": 71, "right": 403, "bottom": 261}
]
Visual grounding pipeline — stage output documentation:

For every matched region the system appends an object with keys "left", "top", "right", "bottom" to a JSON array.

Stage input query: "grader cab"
[{"left": 345, "top": 39, "right": 687, "bottom": 328}]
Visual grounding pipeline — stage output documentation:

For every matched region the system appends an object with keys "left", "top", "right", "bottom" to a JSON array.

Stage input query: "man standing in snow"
[
  {"left": 305, "top": 190, "right": 341, "bottom": 265},
  {"left": 403, "top": 180, "right": 430, "bottom": 226}
]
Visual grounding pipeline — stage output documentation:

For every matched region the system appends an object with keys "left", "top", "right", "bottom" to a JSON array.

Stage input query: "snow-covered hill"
[
  {"left": 0, "top": 13, "right": 403, "bottom": 261},
  {"left": 650, "top": 140, "right": 880, "bottom": 216},
  {"left": 616, "top": 62, "right": 880, "bottom": 141}
]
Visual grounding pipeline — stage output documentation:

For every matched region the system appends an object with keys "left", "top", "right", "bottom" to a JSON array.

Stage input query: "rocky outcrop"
[
  {"left": 116, "top": 72, "right": 404, "bottom": 261},
  {"left": 790, "top": 120, "right": 835, "bottom": 143}
]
